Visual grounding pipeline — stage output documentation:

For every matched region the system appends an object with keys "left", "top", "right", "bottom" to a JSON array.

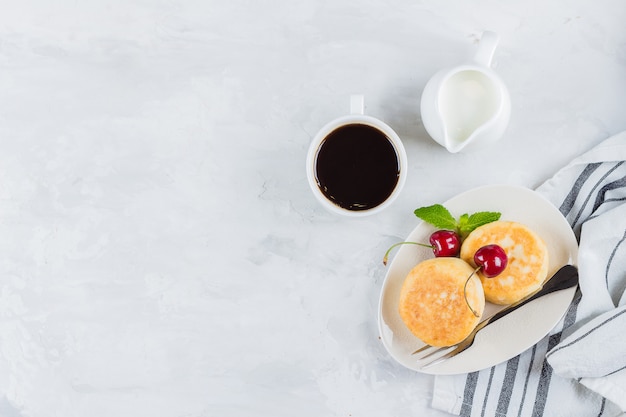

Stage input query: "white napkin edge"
[
  {"left": 546, "top": 305, "right": 626, "bottom": 379},
  {"left": 580, "top": 371, "right": 626, "bottom": 412},
  {"left": 432, "top": 376, "right": 463, "bottom": 415},
  {"left": 537, "top": 131, "right": 626, "bottom": 202},
  {"left": 562, "top": 130, "right": 626, "bottom": 166}
]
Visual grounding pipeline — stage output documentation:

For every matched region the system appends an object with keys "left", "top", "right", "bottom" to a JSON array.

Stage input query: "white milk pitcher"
[{"left": 420, "top": 31, "right": 511, "bottom": 153}]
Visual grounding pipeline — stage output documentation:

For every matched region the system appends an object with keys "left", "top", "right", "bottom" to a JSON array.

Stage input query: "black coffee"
[{"left": 314, "top": 124, "right": 400, "bottom": 211}]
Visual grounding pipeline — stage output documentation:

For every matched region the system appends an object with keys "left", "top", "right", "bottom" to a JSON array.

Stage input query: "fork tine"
[
  {"left": 411, "top": 344, "right": 434, "bottom": 355},
  {"left": 414, "top": 345, "right": 456, "bottom": 362},
  {"left": 418, "top": 345, "right": 464, "bottom": 369}
]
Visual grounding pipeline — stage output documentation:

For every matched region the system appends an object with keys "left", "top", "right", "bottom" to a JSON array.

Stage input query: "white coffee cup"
[{"left": 306, "top": 95, "right": 407, "bottom": 216}]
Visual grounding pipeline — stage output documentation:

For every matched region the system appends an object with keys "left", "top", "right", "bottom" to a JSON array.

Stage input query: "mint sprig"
[
  {"left": 413, "top": 204, "right": 457, "bottom": 230},
  {"left": 414, "top": 204, "right": 501, "bottom": 239},
  {"left": 457, "top": 212, "right": 502, "bottom": 236}
]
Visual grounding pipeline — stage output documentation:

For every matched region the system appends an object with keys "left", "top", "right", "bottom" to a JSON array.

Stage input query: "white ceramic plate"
[{"left": 378, "top": 185, "right": 578, "bottom": 375}]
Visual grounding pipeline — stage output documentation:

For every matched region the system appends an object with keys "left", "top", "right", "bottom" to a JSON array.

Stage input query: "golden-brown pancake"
[
  {"left": 460, "top": 221, "right": 549, "bottom": 305},
  {"left": 398, "top": 257, "right": 484, "bottom": 347}
]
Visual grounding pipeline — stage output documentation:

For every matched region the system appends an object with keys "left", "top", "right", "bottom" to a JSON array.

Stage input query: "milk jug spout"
[{"left": 420, "top": 31, "right": 511, "bottom": 153}]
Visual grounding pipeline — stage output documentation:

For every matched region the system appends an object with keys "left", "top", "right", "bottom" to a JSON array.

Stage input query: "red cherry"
[
  {"left": 382, "top": 230, "right": 461, "bottom": 265},
  {"left": 429, "top": 230, "right": 461, "bottom": 257},
  {"left": 474, "top": 244, "right": 508, "bottom": 277}
]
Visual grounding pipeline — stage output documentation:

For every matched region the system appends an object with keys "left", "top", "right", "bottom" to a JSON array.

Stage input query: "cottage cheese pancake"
[
  {"left": 398, "top": 257, "right": 484, "bottom": 347},
  {"left": 460, "top": 221, "right": 549, "bottom": 305}
]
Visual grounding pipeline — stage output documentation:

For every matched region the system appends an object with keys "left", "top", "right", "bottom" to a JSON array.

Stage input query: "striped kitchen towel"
[{"left": 431, "top": 131, "right": 626, "bottom": 417}]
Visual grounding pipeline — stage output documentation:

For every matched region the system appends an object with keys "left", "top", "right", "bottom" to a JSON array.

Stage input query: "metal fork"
[{"left": 412, "top": 264, "right": 579, "bottom": 369}]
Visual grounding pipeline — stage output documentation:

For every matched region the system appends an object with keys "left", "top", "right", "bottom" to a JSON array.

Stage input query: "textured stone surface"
[{"left": 0, "top": 1, "right": 625, "bottom": 416}]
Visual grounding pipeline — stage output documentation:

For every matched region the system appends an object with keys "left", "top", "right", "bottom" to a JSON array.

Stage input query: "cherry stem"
[
  {"left": 382, "top": 241, "right": 432, "bottom": 265},
  {"left": 463, "top": 266, "right": 482, "bottom": 318}
]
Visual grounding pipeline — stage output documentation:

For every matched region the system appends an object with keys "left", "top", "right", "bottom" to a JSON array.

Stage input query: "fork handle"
[{"left": 487, "top": 265, "right": 579, "bottom": 325}]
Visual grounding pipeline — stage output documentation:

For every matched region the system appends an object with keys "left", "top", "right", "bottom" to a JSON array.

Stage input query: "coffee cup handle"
[
  {"left": 473, "top": 31, "right": 499, "bottom": 67},
  {"left": 350, "top": 94, "right": 364, "bottom": 115}
]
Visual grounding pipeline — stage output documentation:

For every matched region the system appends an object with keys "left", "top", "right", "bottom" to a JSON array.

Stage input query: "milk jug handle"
[{"left": 473, "top": 31, "right": 499, "bottom": 67}]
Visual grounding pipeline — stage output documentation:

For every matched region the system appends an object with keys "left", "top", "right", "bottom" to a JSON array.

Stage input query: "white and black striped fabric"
[{"left": 432, "top": 132, "right": 626, "bottom": 417}]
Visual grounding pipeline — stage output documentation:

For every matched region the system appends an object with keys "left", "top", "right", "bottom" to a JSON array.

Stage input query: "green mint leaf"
[
  {"left": 414, "top": 204, "right": 457, "bottom": 230},
  {"left": 458, "top": 211, "right": 501, "bottom": 236},
  {"left": 457, "top": 213, "right": 470, "bottom": 234}
]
